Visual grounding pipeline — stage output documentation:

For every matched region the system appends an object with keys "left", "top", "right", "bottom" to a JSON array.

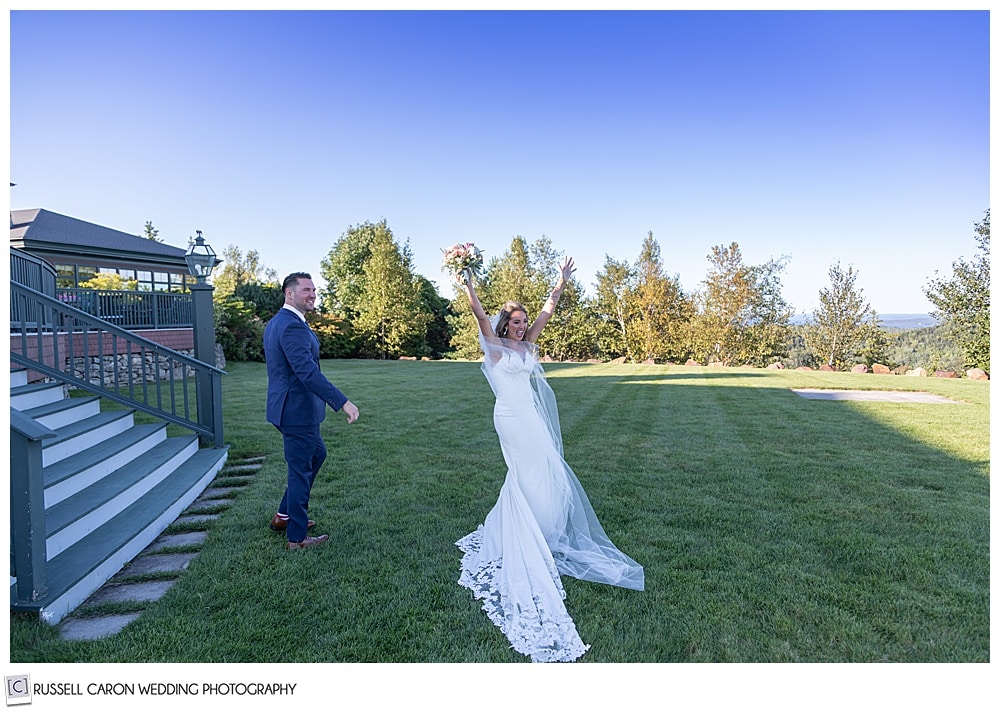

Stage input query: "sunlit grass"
[{"left": 11, "top": 360, "right": 989, "bottom": 662}]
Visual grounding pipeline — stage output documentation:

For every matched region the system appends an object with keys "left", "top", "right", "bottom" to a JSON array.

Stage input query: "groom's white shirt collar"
[{"left": 282, "top": 304, "right": 307, "bottom": 323}]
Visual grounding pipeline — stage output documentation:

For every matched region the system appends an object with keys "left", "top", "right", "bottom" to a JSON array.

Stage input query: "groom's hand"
[{"left": 342, "top": 400, "right": 360, "bottom": 424}]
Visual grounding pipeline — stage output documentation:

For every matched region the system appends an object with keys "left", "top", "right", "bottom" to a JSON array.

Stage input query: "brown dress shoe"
[
  {"left": 270, "top": 514, "right": 315, "bottom": 532},
  {"left": 286, "top": 535, "right": 330, "bottom": 550}
]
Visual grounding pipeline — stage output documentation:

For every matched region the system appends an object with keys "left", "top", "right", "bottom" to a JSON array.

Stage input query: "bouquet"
[{"left": 441, "top": 242, "right": 484, "bottom": 281}]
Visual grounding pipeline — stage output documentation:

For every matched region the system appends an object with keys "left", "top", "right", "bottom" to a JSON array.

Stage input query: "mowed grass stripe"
[{"left": 9, "top": 360, "right": 988, "bottom": 664}]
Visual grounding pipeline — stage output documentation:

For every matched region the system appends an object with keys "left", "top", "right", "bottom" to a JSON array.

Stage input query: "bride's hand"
[{"left": 561, "top": 256, "right": 576, "bottom": 282}]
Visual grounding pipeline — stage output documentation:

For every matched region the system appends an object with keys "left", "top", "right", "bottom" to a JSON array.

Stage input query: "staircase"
[{"left": 9, "top": 368, "right": 228, "bottom": 624}]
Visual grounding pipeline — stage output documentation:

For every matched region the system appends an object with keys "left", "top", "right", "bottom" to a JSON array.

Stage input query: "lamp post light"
[
  {"left": 185, "top": 230, "right": 224, "bottom": 446},
  {"left": 184, "top": 230, "right": 222, "bottom": 282}
]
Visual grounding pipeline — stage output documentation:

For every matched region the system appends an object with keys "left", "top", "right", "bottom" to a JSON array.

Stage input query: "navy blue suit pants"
[{"left": 275, "top": 423, "right": 328, "bottom": 543}]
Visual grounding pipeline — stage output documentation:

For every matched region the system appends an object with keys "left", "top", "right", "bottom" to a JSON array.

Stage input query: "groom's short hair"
[{"left": 282, "top": 272, "right": 312, "bottom": 293}]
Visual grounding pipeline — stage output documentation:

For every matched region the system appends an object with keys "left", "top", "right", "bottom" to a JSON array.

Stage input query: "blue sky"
[{"left": 8, "top": 9, "right": 989, "bottom": 315}]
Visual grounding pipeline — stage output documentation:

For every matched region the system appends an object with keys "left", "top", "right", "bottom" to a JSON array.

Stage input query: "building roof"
[{"left": 10, "top": 208, "right": 190, "bottom": 269}]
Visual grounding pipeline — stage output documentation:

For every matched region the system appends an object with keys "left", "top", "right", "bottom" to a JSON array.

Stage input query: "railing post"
[
  {"left": 10, "top": 411, "right": 54, "bottom": 603},
  {"left": 152, "top": 292, "right": 161, "bottom": 329},
  {"left": 190, "top": 282, "right": 221, "bottom": 447}
]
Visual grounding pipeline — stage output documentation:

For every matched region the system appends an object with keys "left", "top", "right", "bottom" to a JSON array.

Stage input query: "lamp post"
[
  {"left": 184, "top": 230, "right": 221, "bottom": 282},
  {"left": 185, "top": 231, "right": 223, "bottom": 446}
]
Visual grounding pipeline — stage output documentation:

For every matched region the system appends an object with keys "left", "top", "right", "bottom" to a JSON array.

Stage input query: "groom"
[{"left": 264, "top": 272, "right": 360, "bottom": 550}]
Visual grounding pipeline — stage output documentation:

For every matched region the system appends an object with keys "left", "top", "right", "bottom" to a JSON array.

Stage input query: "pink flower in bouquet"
[{"left": 441, "top": 242, "right": 484, "bottom": 280}]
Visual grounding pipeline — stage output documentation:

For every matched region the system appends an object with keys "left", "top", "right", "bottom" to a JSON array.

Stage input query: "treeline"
[{"left": 210, "top": 212, "right": 989, "bottom": 376}]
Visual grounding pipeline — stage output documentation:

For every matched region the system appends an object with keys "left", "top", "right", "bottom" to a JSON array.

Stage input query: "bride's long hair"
[{"left": 494, "top": 301, "right": 529, "bottom": 339}]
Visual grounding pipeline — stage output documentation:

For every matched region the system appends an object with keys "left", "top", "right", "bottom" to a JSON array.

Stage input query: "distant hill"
[
  {"left": 791, "top": 313, "right": 938, "bottom": 329},
  {"left": 878, "top": 314, "right": 939, "bottom": 329}
]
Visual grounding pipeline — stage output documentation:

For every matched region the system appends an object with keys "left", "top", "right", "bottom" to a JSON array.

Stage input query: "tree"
[
  {"left": 481, "top": 236, "right": 544, "bottom": 310},
  {"left": 447, "top": 235, "right": 588, "bottom": 360},
  {"left": 740, "top": 257, "right": 794, "bottom": 366},
  {"left": 625, "top": 232, "right": 693, "bottom": 363},
  {"left": 319, "top": 220, "right": 434, "bottom": 359},
  {"left": 307, "top": 311, "right": 355, "bottom": 359},
  {"left": 209, "top": 246, "right": 278, "bottom": 361},
  {"left": 319, "top": 220, "right": 385, "bottom": 319},
  {"left": 807, "top": 262, "right": 876, "bottom": 369},
  {"left": 886, "top": 324, "right": 964, "bottom": 373},
  {"left": 924, "top": 210, "right": 990, "bottom": 372},
  {"left": 691, "top": 242, "right": 791, "bottom": 366},
  {"left": 352, "top": 228, "right": 432, "bottom": 359},
  {"left": 233, "top": 281, "right": 283, "bottom": 320},
  {"left": 853, "top": 320, "right": 892, "bottom": 369},
  {"left": 212, "top": 245, "right": 278, "bottom": 301},
  {"left": 536, "top": 272, "right": 595, "bottom": 361},
  {"left": 526, "top": 237, "right": 592, "bottom": 360},
  {"left": 214, "top": 299, "right": 266, "bottom": 362},
  {"left": 416, "top": 275, "right": 456, "bottom": 359},
  {"left": 143, "top": 221, "right": 161, "bottom": 242},
  {"left": 593, "top": 256, "right": 635, "bottom": 360}
]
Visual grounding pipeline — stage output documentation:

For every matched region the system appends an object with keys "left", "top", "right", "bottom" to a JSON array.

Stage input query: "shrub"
[
  {"left": 307, "top": 310, "right": 357, "bottom": 359},
  {"left": 215, "top": 299, "right": 266, "bottom": 362}
]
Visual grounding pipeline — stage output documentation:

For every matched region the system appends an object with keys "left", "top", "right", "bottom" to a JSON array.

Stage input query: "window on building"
[
  {"left": 77, "top": 265, "right": 97, "bottom": 284},
  {"left": 54, "top": 263, "right": 76, "bottom": 288},
  {"left": 170, "top": 272, "right": 187, "bottom": 292}
]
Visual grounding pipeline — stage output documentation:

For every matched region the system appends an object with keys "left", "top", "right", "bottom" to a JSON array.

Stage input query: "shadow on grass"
[{"left": 10, "top": 361, "right": 989, "bottom": 664}]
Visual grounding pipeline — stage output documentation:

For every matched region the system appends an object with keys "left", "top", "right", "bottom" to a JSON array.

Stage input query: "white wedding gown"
[{"left": 457, "top": 334, "right": 644, "bottom": 663}]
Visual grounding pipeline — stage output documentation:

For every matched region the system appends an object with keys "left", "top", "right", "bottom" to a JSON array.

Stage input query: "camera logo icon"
[{"left": 5, "top": 676, "right": 31, "bottom": 706}]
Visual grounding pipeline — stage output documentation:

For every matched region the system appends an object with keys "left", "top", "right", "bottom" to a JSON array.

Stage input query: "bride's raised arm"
[
  {"left": 525, "top": 256, "right": 575, "bottom": 343},
  {"left": 462, "top": 270, "right": 499, "bottom": 344}
]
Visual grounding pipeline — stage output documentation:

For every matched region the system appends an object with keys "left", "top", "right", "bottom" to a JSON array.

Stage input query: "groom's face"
[{"left": 286, "top": 278, "right": 318, "bottom": 314}]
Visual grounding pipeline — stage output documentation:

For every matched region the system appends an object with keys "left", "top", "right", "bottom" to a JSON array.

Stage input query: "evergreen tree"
[
  {"left": 353, "top": 229, "right": 431, "bottom": 359},
  {"left": 447, "top": 235, "right": 587, "bottom": 360},
  {"left": 143, "top": 221, "right": 161, "bottom": 242},
  {"left": 626, "top": 232, "right": 693, "bottom": 363},
  {"left": 416, "top": 275, "right": 455, "bottom": 359},
  {"left": 483, "top": 236, "right": 543, "bottom": 309},
  {"left": 886, "top": 324, "right": 964, "bottom": 373}
]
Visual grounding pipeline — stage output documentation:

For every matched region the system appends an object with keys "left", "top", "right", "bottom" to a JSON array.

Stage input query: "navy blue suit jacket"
[{"left": 264, "top": 307, "right": 349, "bottom": 427}]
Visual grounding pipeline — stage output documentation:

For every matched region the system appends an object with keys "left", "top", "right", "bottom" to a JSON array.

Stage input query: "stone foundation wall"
[
  {"left": 11, "top": 328, "right": 226, "bottom": 384},
  {"left": 70, "top": 350, "right": 198, "bottom": 386}
]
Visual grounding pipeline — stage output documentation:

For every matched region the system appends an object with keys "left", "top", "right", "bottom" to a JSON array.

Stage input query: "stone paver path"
[
  {"left": 792, "top": 389, "right": 965, "bottom": 404},
  {"left": 55, "top": 456, "right": 264, "bottom": 641}
]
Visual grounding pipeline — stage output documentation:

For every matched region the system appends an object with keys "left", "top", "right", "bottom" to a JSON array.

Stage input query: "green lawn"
[{"left": 10, "top": 360, "right": 990, "bottom": 663}]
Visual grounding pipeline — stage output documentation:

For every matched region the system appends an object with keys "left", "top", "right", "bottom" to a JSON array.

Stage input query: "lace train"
[{"left": 457, "top": 527, "right": 590, "bottom": 663}]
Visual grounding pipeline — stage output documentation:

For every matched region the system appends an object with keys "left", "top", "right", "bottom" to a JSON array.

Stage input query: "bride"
[{"left": 456, "top": 256, "right": 644, "bottom": 663}]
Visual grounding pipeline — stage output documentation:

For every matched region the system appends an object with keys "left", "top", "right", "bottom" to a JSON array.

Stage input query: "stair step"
[
  {"left": 42, "top": 410, "right": 136, "bottom": 467},
  {"left": 11, "top": 446, "right": 229, "bottom": 624},
  {"left": 24, "top": 396, "right": 102, "bottom": 430},
  {"left": 10, "top": 368, "right": 28, "bottom": 388},
  {"left": 10, "top": 382, "right": 65, "bottom": 411},
  {"left": 44, "top": 423, "right": 168, "bottom": 507},
  {"left": 45, "top": 435, "right": 201, "bottom": 560}
]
